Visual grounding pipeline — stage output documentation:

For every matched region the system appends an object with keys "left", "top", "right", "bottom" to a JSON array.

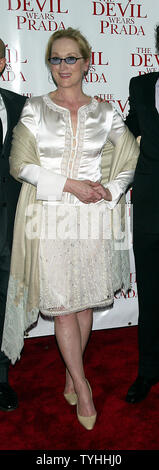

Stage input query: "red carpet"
[{"left": 0, "top": 326, "right": 159, "bottom": 462}]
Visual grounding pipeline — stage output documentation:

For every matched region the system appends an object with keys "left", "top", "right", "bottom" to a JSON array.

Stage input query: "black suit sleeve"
[{"left": 125, "top": 78, "right": 141, "bottom": 138}]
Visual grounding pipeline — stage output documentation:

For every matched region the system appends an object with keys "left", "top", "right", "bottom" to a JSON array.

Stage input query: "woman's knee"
[{"left": 55, "top": 312, "right": 76, "bottom": 327}]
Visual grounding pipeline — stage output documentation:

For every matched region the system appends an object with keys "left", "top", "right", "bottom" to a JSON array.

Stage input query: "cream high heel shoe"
[
  {"left": 64, "top": 391, "right": 77, "bottom": 406},
  {"left": 76, "top": 380, "right": 97, "bottom": 431}
]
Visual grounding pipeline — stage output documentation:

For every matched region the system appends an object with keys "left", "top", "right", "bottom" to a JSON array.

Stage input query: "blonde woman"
[{"left": 1, "top": 28, "right": 139, "bottom": 430}]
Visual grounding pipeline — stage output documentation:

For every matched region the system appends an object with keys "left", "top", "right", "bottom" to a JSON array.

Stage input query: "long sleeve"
[
  {"left": 104, "top": 169, "right": 134, "bottom": 209},
  {"left": 104, "top": 107, "right": 135, "bottom": 208},
  {"left": 18, "top": 98, "right": 67, "bottom": 200},
  {"left": 19, "top": 164, "right": 67, "bottom": 201}
]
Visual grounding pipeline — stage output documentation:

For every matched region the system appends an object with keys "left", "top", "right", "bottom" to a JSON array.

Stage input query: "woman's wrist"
[{"left": 63, "top": 177, "right": 76, "bottom": 194}]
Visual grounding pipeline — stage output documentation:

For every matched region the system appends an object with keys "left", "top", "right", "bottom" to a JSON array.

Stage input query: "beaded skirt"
[{"left": 39, "top": 202, "right": 114, "bottom": 316}]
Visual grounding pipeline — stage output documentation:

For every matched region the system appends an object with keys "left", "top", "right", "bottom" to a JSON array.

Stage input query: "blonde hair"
[
  {"left": 45, "top": 27, "right": 92, "bottom": 66},
  {"left": 0, "top": 39, "right": 5, "bottom": 59}
]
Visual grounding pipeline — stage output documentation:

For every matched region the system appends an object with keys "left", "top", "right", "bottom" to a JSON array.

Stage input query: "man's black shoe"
[
  {"left": 0, "top": 383, "right": 18, "bottom": 411},
  {"left": 125, "top": 375, "right": 159, "bottom": 404}
]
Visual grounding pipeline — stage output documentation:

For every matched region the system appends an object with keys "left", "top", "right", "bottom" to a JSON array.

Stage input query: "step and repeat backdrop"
[{"left": 0, "top": 0, "right": 158, "bottom": 337}]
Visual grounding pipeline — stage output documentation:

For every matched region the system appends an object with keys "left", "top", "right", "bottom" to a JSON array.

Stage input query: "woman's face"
[{"left": 50, "top": 37, "right": 89, "bottom": 90}]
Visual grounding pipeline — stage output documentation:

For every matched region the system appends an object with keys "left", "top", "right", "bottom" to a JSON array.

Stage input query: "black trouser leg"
[
  {"left": 133, "top": 230, "right": 159, "bottom": 378},
  {"left": 0, "top": 244, "right": 11, "bottom": 383}
]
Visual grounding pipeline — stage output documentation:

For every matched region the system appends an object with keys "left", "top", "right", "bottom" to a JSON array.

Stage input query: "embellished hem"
[{"left": 40, "top": 297, "right": 114, "bottom": 317}]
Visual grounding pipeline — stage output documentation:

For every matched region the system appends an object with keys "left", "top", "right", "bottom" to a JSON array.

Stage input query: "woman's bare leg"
[
  {"left": 54, "top": 310, "right": 96, "bottom": 417},
  {"left": 65, "top": 308, "right": 93, "bottom": 394}
]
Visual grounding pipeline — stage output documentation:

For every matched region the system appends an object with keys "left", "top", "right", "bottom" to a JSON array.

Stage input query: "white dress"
[{"left": 19, "top": 94, "right": 133, "bottom": 316}]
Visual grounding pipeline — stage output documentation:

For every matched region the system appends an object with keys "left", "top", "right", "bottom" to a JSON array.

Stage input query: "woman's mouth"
[{"left": 59, "top": 73, "right": 71, "bottom": 79}]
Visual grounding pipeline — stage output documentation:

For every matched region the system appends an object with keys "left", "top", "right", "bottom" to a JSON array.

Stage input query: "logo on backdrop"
[
  {"left": 0, "top": 44, "right": 28, "bottom": 84},
  {"left": 95, "top": 93, "right": 129, "bottom": 118},
  {"left": 84, "top": 51, "right": 109, "bottom": 86},
  {"left": 7, "top": 0, "right": 69, "bottom": 31},
  {"left": 82, "top": 52, "right": 128, "bottom": 115},
  {"left": 92, "top": 0, "right": 147, "bottom": 36},
  {"left": 130, "top": 46, "right": 159, "bottom": 75},
  {"left": 115, "top": 271, "right": 137, "bottom": 300}
]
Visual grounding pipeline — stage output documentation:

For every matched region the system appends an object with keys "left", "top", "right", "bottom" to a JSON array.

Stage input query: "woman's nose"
[{"left": 59, "top": 59, "right": 67, "bottom": 69}]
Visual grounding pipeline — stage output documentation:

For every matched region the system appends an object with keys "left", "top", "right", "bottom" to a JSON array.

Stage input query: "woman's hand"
[
  {"left": 63, "top": 179, "right": 112, "bottom": 203},
  {"left": 63, "top": 178, "right": 103, "bottom": 204},
  {"left": 93, "top": 183, "right": 112, "bottom": 201}
]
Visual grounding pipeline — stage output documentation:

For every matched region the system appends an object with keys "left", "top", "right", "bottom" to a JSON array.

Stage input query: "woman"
[{"left": 1, "top": 28, "right": 139, "bottom": 430}]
